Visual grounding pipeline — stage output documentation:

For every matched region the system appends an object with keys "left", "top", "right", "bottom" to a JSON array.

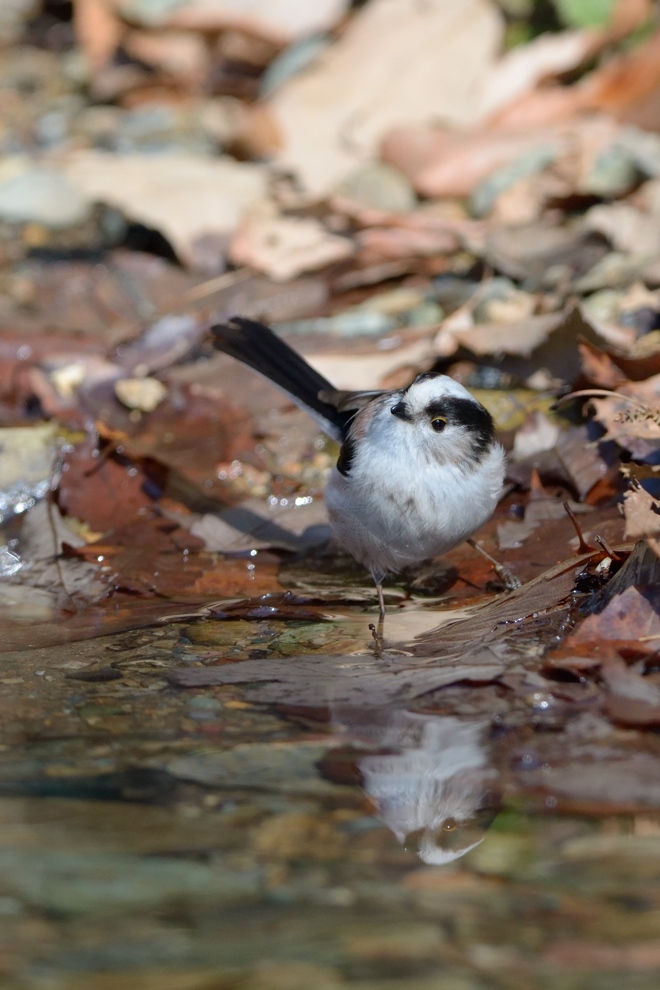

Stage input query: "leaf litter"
[{"left": 6, "top": 1, "right": 660, "bottom": 986}]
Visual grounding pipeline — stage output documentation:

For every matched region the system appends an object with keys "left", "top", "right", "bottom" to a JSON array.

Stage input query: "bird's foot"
[{"left": 467, "top": 538, "right": 521, "bottom": 591}]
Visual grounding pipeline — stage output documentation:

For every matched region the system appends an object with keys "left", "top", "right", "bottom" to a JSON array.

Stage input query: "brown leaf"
[
  {"left": 268, "top": 0, "right": 503, "bottom": 195},
  {"left": 57, "top": 436, "right": 156, "bottom": 534},
  {"left": 593, "top": 395, "right": 660, "bottom": 446},
  {"left": 74, "top": 0, "right": 125, "bottom": 72},
  {"left": 578, "top": 340, "right": 630, "bottom": 389},
  {"left": 230, "top": 206, "right": 355, "bottom": 281},
  {"left": 623, "top": 482, "right": 660, "bottom": 557},
  {"left": 383, "top": 125, "right": 553, "bottom": 200},
  {"left": 167, "top": 548, "right": 601, "bottom": 706},
  {"left": 570, "top": 584, "right": 660, "bottom": 645},
  {"left": 434, "top": 312, "right": 563, "bottom": 360},
  {"left": 356, "top": 225, "right": 457, "bottom": 262}
]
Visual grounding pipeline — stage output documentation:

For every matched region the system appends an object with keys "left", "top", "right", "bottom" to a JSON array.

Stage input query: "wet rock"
[
  {"left": 471, "top": 145, "right": 557, "bottom": 218},
  {"left": 0, "top": 847, "right": 260, "bottom": 915},
  {"left": 163, "top": 741, "right": 349, "bottom": 797},
  {"left": 335, "top": 163, "right": 417, "bottom": 213},
  {"left": 0, "top": 0, "right": 39, "bottom": 45},
  {"left": 0, "top": 163, "right": 90, "bottom": 229}
]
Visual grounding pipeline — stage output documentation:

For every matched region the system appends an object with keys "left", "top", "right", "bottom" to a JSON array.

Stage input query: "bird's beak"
[{"left": 390, "top": 401, "right": 412, "bottom": 421}]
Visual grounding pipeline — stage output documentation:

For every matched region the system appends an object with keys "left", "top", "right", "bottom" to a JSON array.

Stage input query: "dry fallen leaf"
[
  {"left": 434, "top": 312, "right": 563, "bottom": 360},
  {"left": 63, "top": 152, "right": 269, "bottom": 267},
  {"left": 229, "top": 205, "right": 354, "bottom": 281},
  {"left": 590, "top": 394, "right": 660, "bottom": 443},
  {"left": 623, "top": 480, "right": 660, "bottom": 557},
  {"left": 570, "top": 584, "right": 660, "bottom": 646},
  {"left": 382, "top": 125, "right": 554, "bottom": 200},
  {"left": 480, "top": 27, "right": 602, "bottom": 121},
  {"left": 307, "top": 339, "right": 433, "bottom": 392},
  {"left": 115, "top": 0, "right": 350, "bottom": 43},
  {"left": 268, "top": 0, "right": 503, "bottom": 195},
  {"left": 74, "top": 0, "right": 125, "bottom": 72},
  {"left": 122, "top": 29, "right": 210, "bottom": 83},
  {"left": 583, "top": 202, "right": 660, "bottom": 257},
  {"left": 577, "top": 340, "right": 630, "bottom": 389}
]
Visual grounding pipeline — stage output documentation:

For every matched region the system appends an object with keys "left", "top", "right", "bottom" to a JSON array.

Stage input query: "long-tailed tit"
[{"left": 211, "top": 317, "right": 511, "bottom": 619}]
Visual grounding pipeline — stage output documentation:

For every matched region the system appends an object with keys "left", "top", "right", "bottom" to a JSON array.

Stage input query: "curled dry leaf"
[
  {"left": 480, "top": 27, "right": 602, "bottom": 121},
  {"left": 63, "top": 152, "right": 269, "bottom": 267},
  {"left": 577, "top": 340, "right": 630, "bottom": 389},
  {"left": 356, "top": 225, "right": 457, "bottom": 261},
  {"left": 591, "top": 394, "right": 660, "bottom": 444},
  {"left": 74, "top": 0, "right": 125, "bottom": 72},
  {"left": 561, "top": 389, "right": 660, "bottom": 451},
  {"left": 433, "top": 312, "right": 562, "bottom": 360},
  {"left": 118, "top": 0, "right": 350, "bottom": 43},
  {"left": 583, "top": 202, "right": 660, "bottom": 256},
  {"left": 229, "top": 206, "right": 354, "bottom": 281},
  {"left": 569, "top": 584, "right": 660, "bottom": 647},
  {"left": 623, "top": 480, "right": 660, "bottom": 557}
]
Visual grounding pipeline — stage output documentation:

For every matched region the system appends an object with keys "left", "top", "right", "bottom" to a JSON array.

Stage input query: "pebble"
[{"left": 0, "top": 163, "right": 90, "bottom": 229}]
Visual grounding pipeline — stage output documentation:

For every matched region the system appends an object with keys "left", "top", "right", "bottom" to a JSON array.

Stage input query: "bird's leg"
[
  {"left": 467, "top": 538, "right": 520, "bottom": 590},
  {"left": 376, "top": 580, "right": 386, "bottom": 623},
  {"left": 368, "top": 622, "right": 384, "bottom": 658},
  {"left": 367, "top": 576, "right": 386, "bottom": 657}
]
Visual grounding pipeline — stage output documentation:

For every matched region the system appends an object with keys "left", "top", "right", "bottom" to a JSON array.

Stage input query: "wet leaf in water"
[{"left": 167, "top": 548, "right": 603, "bottom": 706}]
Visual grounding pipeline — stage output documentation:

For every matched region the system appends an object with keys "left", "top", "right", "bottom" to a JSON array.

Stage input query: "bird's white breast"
[{"left": 325, "top": 414, "right": 505, "bottom": 579}]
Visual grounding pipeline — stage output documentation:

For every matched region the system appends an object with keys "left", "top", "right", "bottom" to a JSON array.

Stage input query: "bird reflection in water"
[{"left": 333, "top": 710, "right": 500, "bottom": 865}]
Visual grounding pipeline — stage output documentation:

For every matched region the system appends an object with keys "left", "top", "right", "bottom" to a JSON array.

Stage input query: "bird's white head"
[{"left": 383, "top": 372, "right": 497, "bottom": 467}]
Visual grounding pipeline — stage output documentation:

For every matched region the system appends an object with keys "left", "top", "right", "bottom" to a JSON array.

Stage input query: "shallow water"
[{"left": 1, "top": 597, "right": 660, "bottom": 990}]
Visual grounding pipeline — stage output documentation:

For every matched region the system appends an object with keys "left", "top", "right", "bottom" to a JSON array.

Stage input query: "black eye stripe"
[{"left": 425, "top": 397, "right": 495, "bottom": 454}]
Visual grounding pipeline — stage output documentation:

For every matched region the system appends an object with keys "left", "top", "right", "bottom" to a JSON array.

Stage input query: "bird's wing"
[{"left": 318, "top": 388, "right": 389, "bottom": 413}]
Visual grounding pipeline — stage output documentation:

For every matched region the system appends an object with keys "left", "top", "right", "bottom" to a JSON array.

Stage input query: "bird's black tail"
[{"left": 210, "top": 317, "right": 349, "bottom": 439}]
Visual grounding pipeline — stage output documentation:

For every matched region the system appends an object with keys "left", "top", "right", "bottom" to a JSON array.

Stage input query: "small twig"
[
  {"left": 563, "top": 501, "right": 595, "bottom": 554},
  {"left": 182, "top": 267, "right": 252, "bottom": 304},
  {"left": 595, "top": 534, "right": 622, "bottom": 561}
]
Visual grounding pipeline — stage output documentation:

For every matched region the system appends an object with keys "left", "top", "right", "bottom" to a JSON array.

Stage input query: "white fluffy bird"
[{"left": 211, "top": 317, "right": 508, "bottom": 617}]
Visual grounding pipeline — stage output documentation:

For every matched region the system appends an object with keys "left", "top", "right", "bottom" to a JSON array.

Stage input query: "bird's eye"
[{"left": 430, "top": 416, "right": 446, "bottom": 432}]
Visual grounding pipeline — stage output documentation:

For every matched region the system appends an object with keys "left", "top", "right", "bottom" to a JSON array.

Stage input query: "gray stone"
[{"left": 0, "top": 165, "right": 91, "bottom": 229}]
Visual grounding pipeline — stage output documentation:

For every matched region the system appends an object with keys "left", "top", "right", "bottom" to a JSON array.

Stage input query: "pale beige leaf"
[
  {"left": 308, "top": 340, "right": 433, "bottom": 392},
  {"left": 623, "top": 482, "right": 660, "bottom": 547},
  {"left": 229, "top": 207, "right": 354, "bottom": 281},
  {"left": 114, "top": 0, "right": 348, "bottom": 42},
  {"left": 584, "top": 202, "right": 660, "bottom": 256},
  {"left": 123, "top": 29, "right": 210, "bottom": 81},
  {"left": 434, "top": 312, "right": 563, "bottom": 360},
  {"left": 268, "top": 0, "right": 503, "bottom": 195},
  {"left": 481, "top": 28, "right": 599, "bottom": 121},
  {"left": 591, "top": 395, "right": 660, "bottom": 442},
  {"left": 63, "top": 151, "right": 268, "bottom": 266}
]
